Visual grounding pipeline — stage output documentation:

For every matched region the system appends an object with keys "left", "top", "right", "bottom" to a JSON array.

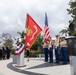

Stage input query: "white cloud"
[{"left": 0, "top": 0, "right": 71, "bottom": 38}]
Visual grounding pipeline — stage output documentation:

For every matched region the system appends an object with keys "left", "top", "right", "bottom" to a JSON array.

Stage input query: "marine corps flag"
[{"left": 25, "top": 14, "right": 42, "bottom": 50}]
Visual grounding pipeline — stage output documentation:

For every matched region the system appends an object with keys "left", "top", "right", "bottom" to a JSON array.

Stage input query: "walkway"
[{"left": 0, "top": 58, "right": 71, "bottom": 75}]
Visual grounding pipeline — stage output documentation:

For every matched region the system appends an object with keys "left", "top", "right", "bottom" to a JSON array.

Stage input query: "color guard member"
[
  {"left": 60, "top": 37, "right": 68, "bottom": 64},
  {"left": 48, "top": 37, "right": 53, "bottom": 63},
  {"left": 54, "top": 35, "right": 60, "bottom": 63},
  {"left": 43, "top": 40, "right": 48, "bottom": 62}
]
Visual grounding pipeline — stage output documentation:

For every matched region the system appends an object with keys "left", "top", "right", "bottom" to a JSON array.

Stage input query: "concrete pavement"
[{"left": 0, "top": 58, "right": 71, "bottom": 75}]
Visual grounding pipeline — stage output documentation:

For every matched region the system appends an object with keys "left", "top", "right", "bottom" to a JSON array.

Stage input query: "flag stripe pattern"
[
  {"left": 15, "top": 43, "right": 25, "bottom": 55},
  {"left": 44, "top": 13, "right": 50, "bottom": 43}
]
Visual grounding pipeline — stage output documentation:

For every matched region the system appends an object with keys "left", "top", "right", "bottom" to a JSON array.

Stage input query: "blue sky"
[{"left": 0, "top": 0, "right": 71, "bottom": 38}]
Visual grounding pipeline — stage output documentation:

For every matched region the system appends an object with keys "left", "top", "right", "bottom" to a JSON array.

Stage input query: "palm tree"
[
  {"left": 72, "top": 31, "right": 76, "bottom": 37},
  {"left": 17, "top": 31, "right": 26, "bottom": 38},
  {"left": 60, "top": 28, "right": 69, "bottom": 36}
]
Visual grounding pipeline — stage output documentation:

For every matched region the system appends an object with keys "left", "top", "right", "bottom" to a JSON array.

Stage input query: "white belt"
[{"left": 62, "top": 46, "right": 67, "bottom": 47}]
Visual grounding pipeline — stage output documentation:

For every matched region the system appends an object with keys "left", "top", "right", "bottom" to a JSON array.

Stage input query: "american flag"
[
  {"left": 44, "top": 13, "right": 50, "bottom": 44},
  {"left": 15, "top": 43, "right": 25, "bottom": 55}
]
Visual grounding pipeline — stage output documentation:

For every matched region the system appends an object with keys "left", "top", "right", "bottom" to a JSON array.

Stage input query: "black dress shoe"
[
  {"left": 54, "top": 62, "right": 59, "bottom": 64},
  {"left": 49, "top": 61, "right": 53, "bottom": 63},
  {"left": 62, "top": 63, "right": 67, "bottom": 65},
  {"left": 44, "top": 61, "right": 48, "bottom": 62}
]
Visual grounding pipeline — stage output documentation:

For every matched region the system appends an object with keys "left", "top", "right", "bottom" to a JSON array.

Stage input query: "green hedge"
[
  {"left": 11, "top": 48, "right": 44, "bottom": 57},
  {"left": 11, "top": 48, "right": 15, "bottom": 55},
  {"left": 29, "top": 51, "right": 44, "bottom": 57}
]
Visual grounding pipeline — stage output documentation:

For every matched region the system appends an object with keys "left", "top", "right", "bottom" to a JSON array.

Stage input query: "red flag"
[{"left": 25, "top": 14, "right": 42, "bottom": 50}]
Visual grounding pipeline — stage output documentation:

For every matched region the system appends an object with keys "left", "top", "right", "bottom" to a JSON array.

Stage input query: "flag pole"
[{"left": 25, "top": 13, "right": 28, "bottom": 28}]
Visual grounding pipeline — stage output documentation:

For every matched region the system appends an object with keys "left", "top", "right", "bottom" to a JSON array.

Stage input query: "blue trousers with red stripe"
[
  {"left": 61, "top": 47, "right": 68, "bottom": 64},
  {"left": 44, "top": 48, "right": 48, "bottom": 62},
  {"left": 55, "top": 47, "right": 59, "bottom": 63},
  {"left": 48, "top": 47, "right": 53, "bottom": 62}
]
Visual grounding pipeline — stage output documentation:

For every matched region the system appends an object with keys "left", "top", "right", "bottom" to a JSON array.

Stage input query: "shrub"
[
  {"left": 28, "top": 50, "right": 44, "bottom": 57},
  {"left": 11, "top": 48, "right": 15, "bottom": 55}
]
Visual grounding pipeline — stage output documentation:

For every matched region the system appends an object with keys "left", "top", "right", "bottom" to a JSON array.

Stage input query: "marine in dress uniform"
[
  {"left": 54, "top": 35, "right": 60, "bottom": 63},
  {"left": 43, "top": 41, "right": 48, "bottom": 62},
  {"left": 60, "top": 37, "right": 68, "bottom": 64},
  {"left": 48, "top": 37, "right": 53, "bottom": 63}
]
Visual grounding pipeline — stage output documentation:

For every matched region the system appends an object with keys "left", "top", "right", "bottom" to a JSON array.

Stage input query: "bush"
[
  {"left": 28, "top": 50, "right": 44, "bottom": 57},
  {"left": 11, "top": 49, "right": 44, "bottom": 57},
  {"left": 11, "top": 48, "right": 15, "bottom": 55}
]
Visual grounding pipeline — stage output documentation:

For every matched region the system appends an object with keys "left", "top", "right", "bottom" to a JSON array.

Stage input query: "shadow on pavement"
[
  {"left": 7, "top": 58, "right": 69, "bottom": 75},
  {"left": 7, "top": 62, "right": 47, "bottom": 75},
  {"left": 27, "top": 59, "right": 69, "bottom": 69}
]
